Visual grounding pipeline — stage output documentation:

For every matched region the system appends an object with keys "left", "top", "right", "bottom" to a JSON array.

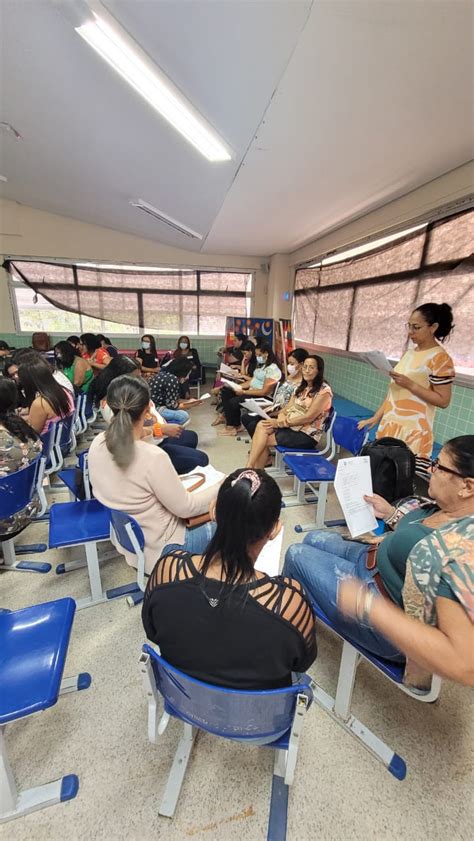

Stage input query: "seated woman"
[
  {"left": 284, "top": 436, "right": 474, "bottom": 689},
  {"left": 142, "top": 468, "right": 317, "bottom": 690},
  {"left": 219, "top": 342, "right": 282, "bottom": 436},
  {"left": 97, "top": 334, "right": 118, "bottom": 358},
  {"left": 241, "top": 347, "right": 308, "bottom": 439},
  {"left": 212, "top": 341, "right": 257, "bottom": 425},
  {"left": 88, "top": 375, "right": 219, "bottom": 574},
  {"left": 79, "top": 333, "right": 111, "bottom": 373},
  {"left": 90, "top": 356, "right": 208, "bottom": 475},
  {"left": 148, "top": 357, "right": 194, "bottom": 425},
  {"left": 135, "top": 334, "right": 159, "bottom": 375},
  {"left": 18, "top": 355, "right": 74, "bottom": 435},
  {"left": 54, "top": 340, "right": 93, "bottom": 394},
  {"left": 246, "top": 355, "right": 332, "bottom": 468},
  {"left": 0, "top": 378, "right": 42, "bottom": 538},
  {"left": 163, "top": 336, "right": 202, "bottom": 399}
]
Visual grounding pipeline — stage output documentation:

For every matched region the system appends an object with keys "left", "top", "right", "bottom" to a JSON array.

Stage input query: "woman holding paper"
[
  {"left": 88, "top": 375, "right": 220, "bottom": 575},
  {"left": 218, "top": 343, "right": 282, "bottom": 436},
  {"left": 142, "top": 468, "right": 317, "bottom": 690},
  {"left": 357, "top": 303, "right": 455, "bottom": 469},
  {"left": 284, "top": 436, "right": 474, "bottom": 689},
  {"left": 241, "top": 347, "right": 308, "bottom": 439}
]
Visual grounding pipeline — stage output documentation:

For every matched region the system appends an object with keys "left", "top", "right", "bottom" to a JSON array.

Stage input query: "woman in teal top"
[
  {"left": 284, "top": 436, "right": 474, "bottom": 688},
  {"left": 54, "top": 341, "right": 93, "bottom": 394}
]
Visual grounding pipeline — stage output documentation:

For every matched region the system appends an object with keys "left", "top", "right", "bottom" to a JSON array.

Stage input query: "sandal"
[{"left": 211, "top": 415, "right": 225, "bottom": 426}]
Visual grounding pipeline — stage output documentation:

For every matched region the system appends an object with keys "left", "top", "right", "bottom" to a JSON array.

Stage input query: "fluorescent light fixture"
[
  {"left": 130, "top": 199, "right": 203, "bottom": 240},
  {"left": 75, "top": 3, "right": 232, "bottom": 162}
]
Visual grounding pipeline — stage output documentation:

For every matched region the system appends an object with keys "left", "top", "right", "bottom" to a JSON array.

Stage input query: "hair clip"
[{"left": 231, "top": 469, "right": 261, "bottom": 497}]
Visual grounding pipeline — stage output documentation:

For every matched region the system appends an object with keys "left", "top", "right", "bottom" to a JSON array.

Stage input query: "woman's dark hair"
[
  {"left": 228, "top": 348, "right": 243, "bottom": 364},
  {"left": 444, "top": 436, "right": 474, "bottom": 478},
  {"left": 54, "top": 341, "right": 76, "bottom": 370},
  {"left": 89, "top": 355, "right": 140, "bottom": 406},
  {"left": 288, "top": 348, "right": 308, "bottom": 364},
  {"left": 234, "top": 332, "right": 247, "bottom": 343},
  {"left": 105, "top": 375, "right": 150, "bottom": 469},
  {"left": 0, "top": 340, "right": 11, "bottom": 351},
  {"left": 295, "top": 354, "right": 326, "bottom": 397},
  {"left": 140, "top": 334, "right": 157, "bottom": 356},
  {"left": 3, "top": 358, "right": 18, "bottom": 378},
  {"left": 173, "top": 335, "right": 191, "bottom": 357},
  {"left": 258, "top": 341, "right": 277, "bottom": 367},
  {"left": 201, "top": 469, "right": 282, "bottom": 586},
  {"left": 241, "top": 340, "right": 257, "bottom": 376},
  {"left": 413, "top": 302, "right": 454, "bottom": 342},
  {"left": 80, "top": 333, "right": 101, "bottom": 353},
  {"left": 67, "top": 335, "right": 80, "bottom": 347},
  {"left": 18, "top": 356, "right": 70, "bottom": 417},
  {"left": 167, "top": 356, "right": 194, "bottom": 379},
  {"left": 96, "top": 334, "right": 112, "bottom": 345},
  {"left": 0, "top": 378, "right": 39, "bottom": 444}
]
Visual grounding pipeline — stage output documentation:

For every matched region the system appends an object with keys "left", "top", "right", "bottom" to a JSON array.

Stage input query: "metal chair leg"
[{"left": 159, "top": 723, "right": 197, "bottom": 818}]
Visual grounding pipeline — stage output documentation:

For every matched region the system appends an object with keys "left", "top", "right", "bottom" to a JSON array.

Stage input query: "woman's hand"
[
  {"left": 261, "top": 419, "right": 278, "bottom": 432},
  {"left": 162, "top": 423, "right": 183, "bottom": 438},
  {"left": 363, "top": 493, "right": 394, "bottom": 520},
  {"left": 389, "top": 371, "right": 414, "bottom": 390},
  {"left": 357, "top": 416, "right": 377, "bottom": 430},
  {"left": 209, "top": 498, "right": 217, "bottom": 522}
]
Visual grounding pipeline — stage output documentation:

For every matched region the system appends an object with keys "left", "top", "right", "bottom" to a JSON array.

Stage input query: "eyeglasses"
[
  {"left": 406, "top": 323, "right": 424, "bottom": 331},
  {"left": 430, "top": 458, "right": 465, "bottom": 479}
]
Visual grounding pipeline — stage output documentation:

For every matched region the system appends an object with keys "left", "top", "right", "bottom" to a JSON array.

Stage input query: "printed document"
[
  {"left": 255, "top": 527, "right": 284, "bottom": 577},
  {"left": 221, "top": 378, "right": 242, "bottom": 392},
  {"left": 242, "top": 399, "right": 271, "bottom": 420},
  {"left": 219, "top": 362, "right": 240, "bottom": 378},
  {"left": 334, "top": 457, "right": 377, "bottom": 537},
  {"left": 358, "top": 350, "right": 393, "bottom": 376}
]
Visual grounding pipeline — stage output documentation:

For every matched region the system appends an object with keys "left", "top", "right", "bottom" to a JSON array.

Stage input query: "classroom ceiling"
[{"left": 0, "top": 0, "right": 472, "bottom": 258}]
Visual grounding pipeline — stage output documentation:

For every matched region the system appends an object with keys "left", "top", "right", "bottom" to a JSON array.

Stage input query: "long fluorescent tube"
[
  {"left": 130, "top": 200, "right": 203, "bottom": 240},
  {"left": 75, "top": 5, "right": 231, "bottom": 162}
]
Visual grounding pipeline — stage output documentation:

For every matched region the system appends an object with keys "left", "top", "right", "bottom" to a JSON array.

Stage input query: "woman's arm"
[
  {"left": 281, "top": 390, "right": 331, "bottom": 428},
  {"left": 338, "top": 581, "right": 474, "bottom": 686},
  {"left": 357, "top": 398, "right": 387, "bottom": 431},
  {"left": 389, "top": 373, "right": 451, "bottom": 409},
  {"left": 26, "top": 397, "right": 50, "bottom": 434},
  {"left": 147, "top": 449, "right": 220, "bottom": 519},
  {"left": 73, "top": 357, "right": 90, "bottom": 387}
]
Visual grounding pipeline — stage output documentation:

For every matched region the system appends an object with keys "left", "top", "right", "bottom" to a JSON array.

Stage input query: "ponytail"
[
  {"left": 414, "top": 302, "right": 454, "bottom": 342},
  {"left": 104, "top": 375, "right": 149, "bottom": 469}
]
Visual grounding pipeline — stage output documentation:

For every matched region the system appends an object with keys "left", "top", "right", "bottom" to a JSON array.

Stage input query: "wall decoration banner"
[{"left": 224, "top": 316, "right": 274, "bottom": 349}]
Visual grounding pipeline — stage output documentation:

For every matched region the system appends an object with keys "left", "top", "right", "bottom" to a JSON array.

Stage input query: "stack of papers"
[
  {"left": 357, "top": 350, "right": 393, "bottom": 376},
  {"left": 219, "top": 362, "right": 240, "bottom": 378},
  {"left": 180, "top": 464, "right": 225, "bottom": 492},
  {"left": 242, "top": 399, "right": 271, "bottom": 420},
  {"left": 221, "top": 378, "right": 241, "bottom": 392}
]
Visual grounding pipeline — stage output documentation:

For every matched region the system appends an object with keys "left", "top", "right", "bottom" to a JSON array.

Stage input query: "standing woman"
[
  {"left": 246, "top": 355, "right": 332, "bottom": 469},
  {"left": 18, "top": 356, "right": 74, "bottom": 435},
  {"left": 79, "top": 333, "right": 111, "bottom": 373},
  {"left": 358, "top": 302, "right": 455, "bottom": 472},
  {"left": 136, "top": 334, "right": 159, "bottom": 375},
  {"left": 54, "top": 341, "right": 93, "bottom": 394}
]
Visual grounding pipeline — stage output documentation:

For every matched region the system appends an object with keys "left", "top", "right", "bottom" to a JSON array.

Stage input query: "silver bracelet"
[{"left": 360, "top": 590, "right": 375, "bottom": 628}]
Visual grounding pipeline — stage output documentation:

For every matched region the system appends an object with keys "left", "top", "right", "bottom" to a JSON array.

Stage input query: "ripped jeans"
[{"left": 283, "top": 530, "right": 403, "bottom": 661}]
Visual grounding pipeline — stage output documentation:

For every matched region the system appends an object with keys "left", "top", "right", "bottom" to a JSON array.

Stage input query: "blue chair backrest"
[
  {"left": 59, "top": 413, "right": 74, "bottom": 452},
  {"left": 0, "top": 456, "right": 41, "bottom": 519},
  {"left": 333, "top": 416, "right": 367, "bottom": 455},
  {"left": 109, "top": 509, "right": 145, "bottom": 554},
  {"left": 40, "top": 424, "right": 56, "bottom": 462},
  {"left": 144, "top": 645, "right": 313, "bottom": 743}
]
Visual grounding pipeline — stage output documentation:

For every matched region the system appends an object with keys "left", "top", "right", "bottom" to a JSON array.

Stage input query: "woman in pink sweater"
[{"left": 88, "top": 375, "right": 219, "bottom": 575}]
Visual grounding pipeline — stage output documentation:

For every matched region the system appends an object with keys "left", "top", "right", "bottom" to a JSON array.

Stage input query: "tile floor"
[{"left": 1, "top": 399, "right": 472, "bottom": 840}]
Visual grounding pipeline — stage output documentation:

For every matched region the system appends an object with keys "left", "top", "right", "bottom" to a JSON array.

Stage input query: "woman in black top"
[
  {"left": 136, "top": 334, "right": 159, "bottom": 374},
  {"left": 142, "top": 468, "right": 317, "bottom": 690}
]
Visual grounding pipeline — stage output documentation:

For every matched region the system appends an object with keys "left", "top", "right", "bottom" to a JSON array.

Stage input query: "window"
[
  {"left": 293, "top": 209, "right": 474, "bottom": 373},
  {"left": 6, "top": 262, "right": 252, "bottom": 336}
]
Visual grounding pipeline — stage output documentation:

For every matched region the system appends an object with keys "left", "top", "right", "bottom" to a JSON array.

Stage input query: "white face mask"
[
  {"left": 256, "top": 355, "right": 265, "bottom": 364},
  {"left": 287, "top": 363, "right": 297, "bottom": 376},
  {"left": 179, "top": 342, "right": 188, "bottom": 350},
  {"left": 142, "top": 342, "right": 150, "bottom": 350}
]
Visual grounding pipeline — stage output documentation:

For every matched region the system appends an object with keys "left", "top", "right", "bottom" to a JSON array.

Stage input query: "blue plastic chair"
[
  {"left": 269, "top": 406, "right": 337, "bottom": 477},
  {"left": 281, "top": 416, "right": 368, "bottom": 531},
  {"left": 309, "top": 602, "right": 441, "bottom": 780},
  {"left": 0, "top": 456, "right": 51, "bottom": 574},
  {"left": 139, "top": 646, "right": 312, "bottom": 836},
  {"left": 57, "top": 450, "right": 92, "bottom": 501},
  {"left": 107, "top": 509, "right": 146, "bottom": 607},
  {"left": 0, "top": 598, "right": 91, "bottom": 823}
]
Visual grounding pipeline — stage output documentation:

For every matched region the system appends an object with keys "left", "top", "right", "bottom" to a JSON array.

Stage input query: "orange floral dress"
[{"left": 376, "top": 346, "right": 454, "bottom": 458}]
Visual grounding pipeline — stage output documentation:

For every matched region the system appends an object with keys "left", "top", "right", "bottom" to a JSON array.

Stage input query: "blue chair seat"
[
  {"left": 312, "top": 602, "right": 405, "bottom": 684},
  {"left": 0, "top": 598, "right": 76, "bottom": 725},
  {"left": 49, "top": 499, "right": 110, "bottom": 548},
  {"left": 283, "top": 454, "right": 337, "bottom": 483}
]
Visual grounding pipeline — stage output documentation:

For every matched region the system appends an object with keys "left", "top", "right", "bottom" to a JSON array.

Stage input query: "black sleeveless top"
[{"left": 142, "top": 549, "right": 317, "bottom": 690}]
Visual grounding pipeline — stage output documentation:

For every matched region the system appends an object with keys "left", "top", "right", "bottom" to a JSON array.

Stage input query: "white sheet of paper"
[
  {"left": 221, "top": 378, "right": 241, "bottom": 392},
  {"left": 334, "top": 457, "right": 377, "bottom": 538},
  {"left": 188, "top": 393, "right": 210, "bottom": 403},
  {"left": 358, "top": 350, "right": 393, "bottom": 375},
  {"left": 255, "top": 527, "right": 284, "bottom": 577},
  {"left": 219, "top": 362, "right": 239, "bottom": 377},
  {"left": 242, "top": 399, "right": 271, "bottom": 420},
  {"left": 180, "top": 464, "right": 225, "bottom": 492}
]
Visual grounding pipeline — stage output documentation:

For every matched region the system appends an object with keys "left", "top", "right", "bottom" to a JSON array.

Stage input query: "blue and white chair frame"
[
  {"left": 310, "top": 604, "right": 441, "bottom": 780},
  {"left": 268, "top": 407, "right": 337, "bottom": 477},
  {"left": 106, "top": 509, "right": 146, "bottom": 607},
  {"left": 0, "top": 597, "right": 91, "bottom": 823},
  {"left": 0, "top": 456, "right": 51, "bottom": 574},
  {"left": 139, "top": 646, "right": 312, "bottom": 838}
]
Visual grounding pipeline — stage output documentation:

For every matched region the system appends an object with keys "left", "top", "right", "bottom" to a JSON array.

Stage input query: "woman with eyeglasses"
[
  {"left": 358, "top": 302, "right": 455, "bottom": 473},
  {"left": 284, "top": 435, "right": 474, "bottom": 689}
]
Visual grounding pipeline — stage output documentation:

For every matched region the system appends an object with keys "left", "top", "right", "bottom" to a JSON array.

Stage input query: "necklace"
[{"left": 199, "top": 578, "right": 223, "bottom": 608}]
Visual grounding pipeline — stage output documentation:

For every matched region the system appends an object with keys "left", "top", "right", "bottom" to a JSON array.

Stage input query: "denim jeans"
[
  {"left": 160, "top": 408, "right": 190, "bottom": 425},
  {"left": 283, "top": 530, "right": 403, "bottom": 661},
  {"left": 163, "top": 521, "right": 216, "bottom": 556}
]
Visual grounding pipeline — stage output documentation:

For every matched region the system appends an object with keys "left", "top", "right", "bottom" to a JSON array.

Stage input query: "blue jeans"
[
  {"left": 163, "top": 521, "right": 216, "bottom": 556},
  {"left": 160, "top": 408, "right": 190, "bottom": 425},
  {"left": 283, "top": 530, "right": 403, "bottom": 661},
  {"left": 159, "top": 429, "right": 209, "bottom": 474}
]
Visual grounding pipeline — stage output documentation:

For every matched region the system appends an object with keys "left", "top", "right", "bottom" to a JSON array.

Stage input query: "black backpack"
[{"left": 360, "top": 437, "right": 416, "bottom": 503}]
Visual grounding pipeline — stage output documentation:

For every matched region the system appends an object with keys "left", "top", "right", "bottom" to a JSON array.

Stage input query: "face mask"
[
  {"left": 256, "top": 355, "right": 265, "bottom": 365},
  {"left": 179, "top": 342, "right": 188, "bottom": 350},
  {"left": 142, "top": 342, "right": 150, "bottom": 350},
  {"left": 287, "top": 364, "right": 297, "bottom": 376}
]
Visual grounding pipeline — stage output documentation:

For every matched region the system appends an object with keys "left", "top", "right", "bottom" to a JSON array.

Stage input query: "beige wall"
[{"left": 0, "top": 198, "right": 269, "bottom": 330}]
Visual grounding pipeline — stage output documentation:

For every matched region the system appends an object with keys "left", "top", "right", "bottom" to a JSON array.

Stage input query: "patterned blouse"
[
  {"left": 0, "top": 425, "right": 42, "bottom": 536},
  {"left": 149, "top": 371, "right": 180, "bottom": 410}
]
